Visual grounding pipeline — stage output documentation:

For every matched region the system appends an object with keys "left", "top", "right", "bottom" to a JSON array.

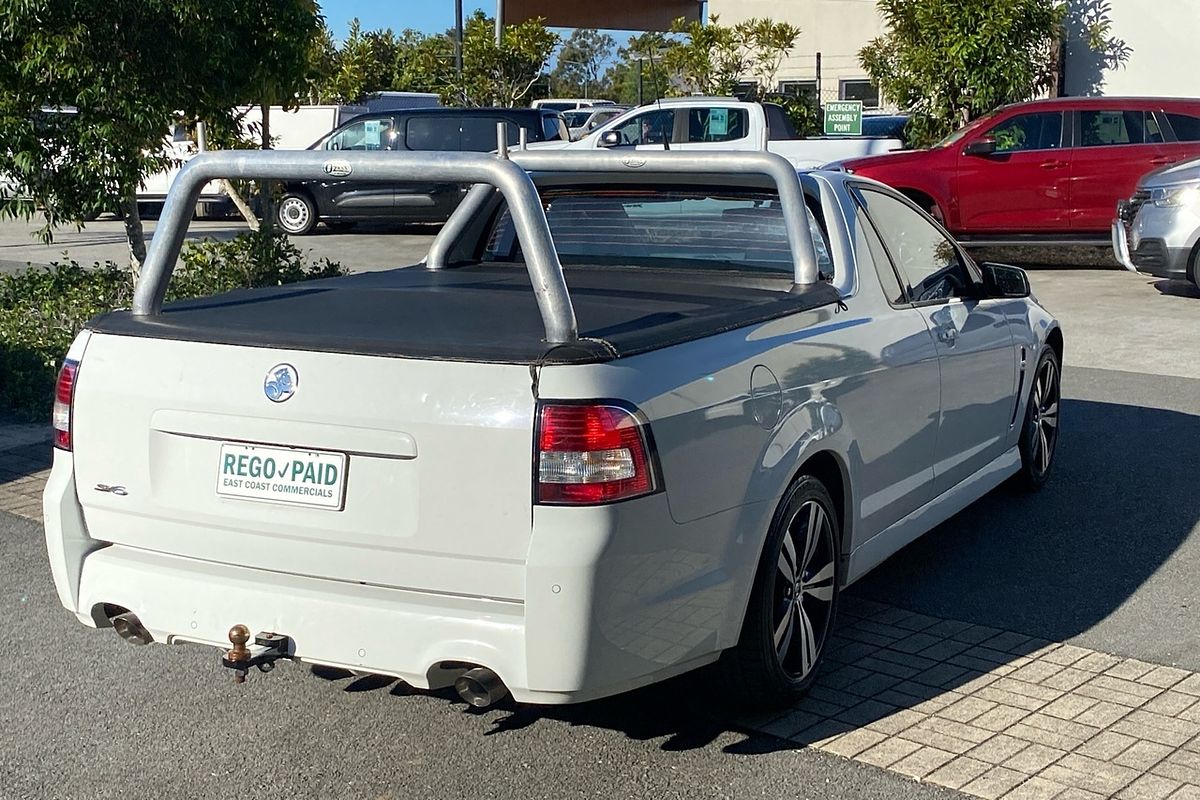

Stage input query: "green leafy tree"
[
  {"left": 603, "top": 33, "right": 675, "bottom": 105},
  {"left": 312, "top": 21, "right": 453, "bottom": 104},
  {"left": 857, "top": 0, "right": 1120, "bottom": 146},
  {"left": 663, "top": 15, "right": 802, "bottom": 98},
  {"left": 451, "top": 12, "right": 559, "bottom": 107},
  {"left": 0, "top": 0, "right": 322, "bottom": 272},
  {"left": 550, "top": 29, "right": 616, "bottom": 99}
]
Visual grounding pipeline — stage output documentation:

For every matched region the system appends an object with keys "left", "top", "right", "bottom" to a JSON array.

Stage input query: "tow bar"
[{"left": 222, "top": 624, "right": 291, "bottom": 683}]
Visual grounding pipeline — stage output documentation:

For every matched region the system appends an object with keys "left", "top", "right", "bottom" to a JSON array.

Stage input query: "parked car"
[
  {"left": 1113, "top": 156, "right": 1200, "bottom": 285},
  {"left": 531, "top": 98, "right": 615, "bottom": 112},
  {"left": 837, "top": 96, "right": 1200, "bottom": 241},
  {"left": 46, "top": 148, "right": 1061, "bottom": 708},
  {"left": 562, "top": 105, "right": 630, "bottom": 140},
  {"left": 531, "top": 98, "right": 904, "bottom": 168},
  {"left": 275, "top": 107, "right": 571, "bottom": 235},
  {"left": 862, "top": 113, "right": 911, "bottom": 148}
]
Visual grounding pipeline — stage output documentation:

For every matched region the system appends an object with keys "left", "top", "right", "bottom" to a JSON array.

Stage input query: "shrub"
[{"left": 0, "top": 229, "right": 343, "bottom": 420}]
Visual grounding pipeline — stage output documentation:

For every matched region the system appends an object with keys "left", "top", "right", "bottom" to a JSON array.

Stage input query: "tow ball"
[{"left": 222, "top": 624, "right": 291, "bottom": 684}]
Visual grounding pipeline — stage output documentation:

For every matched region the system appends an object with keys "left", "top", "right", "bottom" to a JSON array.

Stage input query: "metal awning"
[{"left": 501, "top": 0, "right": 701, "bottom": 31}]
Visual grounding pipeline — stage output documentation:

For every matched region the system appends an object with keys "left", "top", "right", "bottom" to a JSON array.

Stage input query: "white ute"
[
  {"left": 530, "top": 97, "right": 904, "bottom": 168},
  {"left": 45, "top": 147, "right": 1060, "bottom": 709}
]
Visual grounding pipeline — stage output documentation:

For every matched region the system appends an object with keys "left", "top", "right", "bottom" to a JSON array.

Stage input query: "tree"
[
  {"left": 550, "top": 29, "right": 616, "bottom": 99},
  {"left": 451, "top": 12, "right": 559, "bottom": 107},
  {"left": 860, "top": 0, "right": 1087, "bottom": 147},
  {"left": 663, "top": 15, "right": 802, "bottom": 98},
  {"left": 603, "top": 33, "right": 675, "bottom": 105},
  {"left": 0, "top": 0, "right": 322, "bottom": 272}
]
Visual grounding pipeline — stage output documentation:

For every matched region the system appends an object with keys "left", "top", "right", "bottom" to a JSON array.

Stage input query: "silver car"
[{"left": 1113, "top": 157, "right": 1200, "bottom": 286}]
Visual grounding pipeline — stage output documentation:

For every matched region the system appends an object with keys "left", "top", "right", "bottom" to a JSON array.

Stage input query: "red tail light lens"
[
  {"left": 52, "top": 359, "right": 79, "bottom": 450},
  {"left": 537, "top": 403, "right": 656, "bottom": 505}
]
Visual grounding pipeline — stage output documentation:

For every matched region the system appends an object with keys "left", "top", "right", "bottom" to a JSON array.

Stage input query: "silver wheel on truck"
[
  {"left": 277, "top": 193, "right": 316, "bottom": 235},
  {"left": 720, "top": 474, "right": 840, "bottom": 706}
]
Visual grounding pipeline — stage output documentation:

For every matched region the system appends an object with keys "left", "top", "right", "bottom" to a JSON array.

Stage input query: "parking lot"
[{"left": 2, "top": 221, "right": 1199, "bottom": 800}]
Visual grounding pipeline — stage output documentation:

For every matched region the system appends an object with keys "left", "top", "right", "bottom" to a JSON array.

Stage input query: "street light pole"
[
  {"left": 495, "top": 0, "right": 503, "bottom": 45},
  {"left": 454, "top": 0, "right": 463, "bottom": 81}
]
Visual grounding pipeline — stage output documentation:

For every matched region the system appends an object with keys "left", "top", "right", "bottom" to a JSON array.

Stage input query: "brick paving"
[
  {"left": 5, "top": 423, "right": 1200, "bottom": 800},
  {"left": 733, "top": 597, "right": 1200, "bottom": 800}
]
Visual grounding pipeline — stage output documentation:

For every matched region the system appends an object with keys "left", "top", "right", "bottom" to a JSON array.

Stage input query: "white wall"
[
  {"left": 1064, "top": 0, "right": 1198, "bottom": 97},
  {"left": 706, "top": 0, "right": 885, "bottom": 104}
]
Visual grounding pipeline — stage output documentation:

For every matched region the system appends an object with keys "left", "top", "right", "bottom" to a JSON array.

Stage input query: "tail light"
[
  {"left": 52, "top": 358, "right": 80, "bottom": 450},
  {"left": 536, "top": 403, "right": 657, "bottom": 505}
]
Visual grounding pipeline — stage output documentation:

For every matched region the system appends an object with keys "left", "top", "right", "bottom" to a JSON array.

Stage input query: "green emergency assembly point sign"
[{"left": 824, "top": 101, "right": 863, "bottom": 136}]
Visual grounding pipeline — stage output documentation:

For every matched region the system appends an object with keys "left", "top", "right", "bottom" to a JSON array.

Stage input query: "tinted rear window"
[
  {"left": 485, "top": 188, "right": 833, "bottom": 276},
  {"left": 1167, "top": 113, "right": 1200, "bottom": 142},
  {"left": 404, "top": 117, "right": 521, "bottom": 151}
]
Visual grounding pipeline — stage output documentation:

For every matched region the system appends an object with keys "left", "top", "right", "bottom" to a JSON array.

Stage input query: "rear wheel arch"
[
  {"left": 898, "top": 188, "right": 946, "bottom": 224},
  {"left": 1046, "top": 326, "right": 1064, "bottom": 365},
  {"left": 789, "top": 449, "right": 851, "bottom": 558}
]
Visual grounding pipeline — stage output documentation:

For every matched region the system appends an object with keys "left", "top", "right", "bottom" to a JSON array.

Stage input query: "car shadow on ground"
[
  {"left": 318, "top": 221, "right": 443, "bottom": 236},
  {"left": 1153, "top": 278, "right": 1200, "bottom": 298},
  {"left": 309, "top": 391, "right": 1200, "bottom": 752}
]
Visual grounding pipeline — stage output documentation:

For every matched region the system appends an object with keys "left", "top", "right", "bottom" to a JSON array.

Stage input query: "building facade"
[
  {"left": 705, "top": 0, "right": 887, "bottom": 109},
  {"left": 1063, "top": 0, "right": 1200, "bottom": 98},
  {"left": 709, "top": 0, "right": 1200, "bottom": 114}
]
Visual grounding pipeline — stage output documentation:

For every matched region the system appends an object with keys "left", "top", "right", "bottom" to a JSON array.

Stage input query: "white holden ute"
[{"left": 44, "top": 148, "right": 1061, "bottom": 708}]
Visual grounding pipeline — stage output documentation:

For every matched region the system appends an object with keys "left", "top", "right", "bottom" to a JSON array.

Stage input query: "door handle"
[
  {"left": 936, "top": 326, "right": 958, "bottom": 346},
  {"left": 1150, "top": 156, "right": 1175, "bottom": 165},
  {"left": 1039, "top": 160, "right": 1068, "bottom": 170}
]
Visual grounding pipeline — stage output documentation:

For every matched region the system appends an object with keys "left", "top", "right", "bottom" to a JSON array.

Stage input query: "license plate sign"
[{"left": 216, "top": 443, "right": 347, "bottom": 510}]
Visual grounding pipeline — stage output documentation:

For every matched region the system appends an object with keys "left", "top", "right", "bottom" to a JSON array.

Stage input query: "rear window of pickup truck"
[{"left": 484, "top": 188, "right": 833, "bottom": 275}]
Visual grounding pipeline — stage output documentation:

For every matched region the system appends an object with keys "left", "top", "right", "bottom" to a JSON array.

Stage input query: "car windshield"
[
  {"left": 484, "top": 187, "right": 833, "bottom": 276},
  {"left": 934, "top": 111, "right": 1000, "bottom": 148},
  {"left": 562, "top": 110, "right": 592, "bottom": 127}
]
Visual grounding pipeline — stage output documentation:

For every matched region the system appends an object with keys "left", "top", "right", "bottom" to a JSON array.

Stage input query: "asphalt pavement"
[
  {"left": 0, "top": 216, "right": 437, "bottom": 275},
  {"left": 0, "top": 502, "right": 958, "bottom": 800},
  {"left": 3, "top": 220, "right": 1199, "bottom": 799}
]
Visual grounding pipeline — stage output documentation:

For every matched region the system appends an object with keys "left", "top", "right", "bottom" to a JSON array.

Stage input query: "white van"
[{"left": 530, "top": 98, "right": 615, "bottom": 112}]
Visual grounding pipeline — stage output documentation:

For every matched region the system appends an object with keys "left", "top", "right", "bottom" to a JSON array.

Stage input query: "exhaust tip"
[
  {"left": 111, "top": 611, "right": 153, "bottom": 646},
  {"left": 454, "top": 667, "right": 509, "bottom": 709}
]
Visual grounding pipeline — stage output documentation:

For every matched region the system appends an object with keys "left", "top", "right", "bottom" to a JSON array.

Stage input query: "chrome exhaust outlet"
[
  {"left": 111, "top": 611, "right": 153, "bottom": 646},
  {"left": 454, "top": 667, "right": 509, "bottom": 709}
]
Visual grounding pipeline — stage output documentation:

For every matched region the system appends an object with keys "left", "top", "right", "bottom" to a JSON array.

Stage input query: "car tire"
[
  {"left": 277, "top": 193, "right": 317, "bottom": 236},
  {"left": 719, "top": 474, "right": 841, "bottom": 707},
  {"left": 1189, "top": 246, "right": 1200, "bottom": 289},
  {"left": 1016, "top": 346, "right": 1061, "bottom": 490}
]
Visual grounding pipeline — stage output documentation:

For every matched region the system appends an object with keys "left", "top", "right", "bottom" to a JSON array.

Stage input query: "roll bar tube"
[
  {"left": 133, "top": 150, "right": 578, "bottom": 344},
  {"left": 427, "top": 150, "right": 821, "bottom": 285},
  {"left": 510, "top": 149, "right": 820, "bottom": 286}
]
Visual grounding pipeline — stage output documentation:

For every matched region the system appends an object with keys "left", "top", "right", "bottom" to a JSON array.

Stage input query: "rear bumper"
[{"left": 45, "top": 451, "right": 746, "bottom": 704}]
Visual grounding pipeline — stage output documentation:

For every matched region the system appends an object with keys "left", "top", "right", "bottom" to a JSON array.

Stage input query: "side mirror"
[
  {"left": 980, "top": 262, "right": 1030, "bottom": 299},
  {"left": 964, "top": 137, "right": 997, "bottom": 156},
  {"left": 598, "top": 130, "right": 621, "bottom": 148}
]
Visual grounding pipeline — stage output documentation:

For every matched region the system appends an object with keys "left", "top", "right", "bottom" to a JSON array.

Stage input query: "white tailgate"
[{"left": 71, "top": 335, "right": 536, "bottom": 601}]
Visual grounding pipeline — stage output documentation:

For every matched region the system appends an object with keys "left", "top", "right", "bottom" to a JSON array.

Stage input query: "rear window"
[
  {"left": 404, "top": 117, "right": 521, "bottom": 151},
  {"left": 1080, "top": 110, "right": 1148, "bottom": 147},
  {"left": 1167, "top": 113, "right": 1200, "bottom": 142},
  {"left": 484, "top": 188, "right": 833, "bottom": 276}
]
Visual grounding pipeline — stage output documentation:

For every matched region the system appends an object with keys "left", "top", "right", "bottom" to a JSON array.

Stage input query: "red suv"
[{"left": 839, "top": 97, "right": 1200, "bottom": 240}]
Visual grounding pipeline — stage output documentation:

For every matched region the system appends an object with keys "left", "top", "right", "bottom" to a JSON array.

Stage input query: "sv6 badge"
[{"left": 94, "top": 484, "right": 128, "bottom": 496}]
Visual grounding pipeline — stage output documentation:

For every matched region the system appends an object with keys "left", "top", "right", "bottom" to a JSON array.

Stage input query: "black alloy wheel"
[
  {"left": 720, "top": 475, "right": 841, "bottom": 706},
  {"left": 1018, "top": 348, "right": 1061, "bottom": 488}
]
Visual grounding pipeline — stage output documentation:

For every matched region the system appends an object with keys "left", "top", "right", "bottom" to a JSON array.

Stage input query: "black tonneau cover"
[{"left": 89, "top": 264, "right": 841, "bottom": 365}]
